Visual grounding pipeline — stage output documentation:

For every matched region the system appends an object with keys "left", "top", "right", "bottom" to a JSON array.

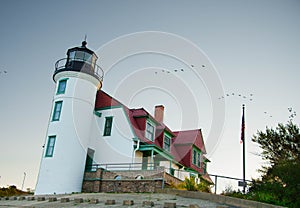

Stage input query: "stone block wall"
[
  {"left": 164, "top": 172, "right": 183, "bottom": 186},
  {"left": 82, "top": 167, "right": 165, "bottom": 193},
  {"left": 101, "top": 179, "right": 163, "bottom": 193}
]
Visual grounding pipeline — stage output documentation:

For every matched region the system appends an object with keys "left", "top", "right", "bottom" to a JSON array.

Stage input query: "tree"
[
  {"left": 252, "top": 121, "right": 299, "bottom": 165},
  {"left": 250, "top": 121, "right": 300, "bottom": 207}
]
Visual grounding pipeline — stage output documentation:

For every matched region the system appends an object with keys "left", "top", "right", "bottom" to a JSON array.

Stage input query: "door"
[{"left": 85, "top": 148, "right": 95, "bottom": 171}]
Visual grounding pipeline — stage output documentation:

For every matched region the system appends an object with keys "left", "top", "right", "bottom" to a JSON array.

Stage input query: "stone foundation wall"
[
  {"left": 82, "top": 179, "right": 163, "bottom": 193},
  {"left": 164, "top": 172, "right": 183, "bottom": 186},
  {"left": 82, "top": 167, "right": 165, "bottom": 193},
  {"left": 101, "top": 179, "right": 163, "bottom": 193}
]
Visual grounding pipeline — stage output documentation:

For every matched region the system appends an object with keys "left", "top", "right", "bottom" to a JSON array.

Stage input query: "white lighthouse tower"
[{"left": 35, "top": 41, "right": 103, "bottom": 195}]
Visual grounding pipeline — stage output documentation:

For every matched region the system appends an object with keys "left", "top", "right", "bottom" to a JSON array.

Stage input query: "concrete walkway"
[{"left": 0, "top": 192, "right": 230, "bottom": 208}]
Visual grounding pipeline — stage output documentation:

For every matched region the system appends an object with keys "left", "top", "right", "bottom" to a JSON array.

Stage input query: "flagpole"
[{"left": 242, "top": 104, "right": 246, "bottom": 193}]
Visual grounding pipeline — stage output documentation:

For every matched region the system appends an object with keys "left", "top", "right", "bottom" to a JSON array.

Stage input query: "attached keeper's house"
[{"left": 35, "top": 41, "right": 212, "bottom": 195}]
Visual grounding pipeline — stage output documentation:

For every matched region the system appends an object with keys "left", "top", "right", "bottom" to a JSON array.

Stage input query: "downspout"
[{"left": 132, "top": 138, "right": 140, "bottom": 165}]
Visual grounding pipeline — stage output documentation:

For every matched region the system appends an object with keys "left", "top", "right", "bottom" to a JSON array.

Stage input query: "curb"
[{"left": 158, "top": 189, "right": 286, "bottom": 208}]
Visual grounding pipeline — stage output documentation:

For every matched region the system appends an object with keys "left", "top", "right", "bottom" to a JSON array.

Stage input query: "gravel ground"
[{"left": 0, "top": 192, "right": 229, "bottom": 208}]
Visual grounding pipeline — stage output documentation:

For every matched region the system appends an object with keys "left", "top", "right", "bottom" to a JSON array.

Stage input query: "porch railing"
[{"left": 86, "top": 162, "right": 157, "bottom": 172}]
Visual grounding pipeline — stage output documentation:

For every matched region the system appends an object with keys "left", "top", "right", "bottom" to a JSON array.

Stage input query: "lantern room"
[{"left": 53, "top": 41, "right": 103, "bottom": 82}]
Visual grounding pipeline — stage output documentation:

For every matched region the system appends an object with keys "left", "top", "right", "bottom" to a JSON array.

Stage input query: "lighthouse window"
[
  {"left": 57, "top": 79, "right": 67, "bottom": 94},
  {"left": 52, "top": 101, "right": 63, "bottom": 121},
  {"left": 75, "top": 51, "right": 84, "bottom": 60},
  {"left": 45, "top": 136, "right": 56, "bottom": 157},
  {"left": 69, "top": 51, "right": 75, "bottom": 60},
  {"left": 103, "top": 116, "right": 113, "bottom": 136},
  {"left": 83, "top": 53, "right": 91, "bottom": 62}
]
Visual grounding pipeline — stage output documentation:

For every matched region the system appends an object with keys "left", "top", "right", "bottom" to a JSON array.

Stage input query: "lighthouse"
[{"left": 35, "top": 41, "right": 103, "bottom": 195}]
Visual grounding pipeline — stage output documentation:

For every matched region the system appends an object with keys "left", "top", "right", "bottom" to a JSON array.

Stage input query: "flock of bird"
[
  {"left": 218, "top": 92, "right": 254, "bottom": 102},
  {"left": 263, "top": 111, "right": 273, "bottom": 118},
  {"left": 155, "top": 68, "right": 184, "bottom": 74},
  {"left": 288, "top": 107, "right": 297, "bottom": 120},
  {"left": 217, "top": 92, "right": 297, "bottom": 120},
  {"left": 217, "top": 92, "right": 276, "bottom": 118},
  {"left": 152, "top": 65, "right": 296, "bottom": 122},
  {"left": 154, "top": 64, "right": 206, "bottom": 75},
  {"left": 151, "top": 64, "right": 297, "bottom": 122}
]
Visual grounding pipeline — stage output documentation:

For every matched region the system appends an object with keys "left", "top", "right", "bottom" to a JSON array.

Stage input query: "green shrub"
[{"left": 183, "top": 176, "right": 198, "bottom": 191}]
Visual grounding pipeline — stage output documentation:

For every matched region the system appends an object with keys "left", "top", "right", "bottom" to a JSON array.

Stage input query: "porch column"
[{"left": 150, "top": 149, "right": 154, "bottom": 170}]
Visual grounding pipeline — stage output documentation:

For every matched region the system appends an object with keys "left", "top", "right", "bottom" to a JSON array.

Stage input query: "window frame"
[
  {"left": 45, "top": 135, "right": 56, "bottom": 157},
  {"left": 193, "top": 149, "right": 197, "bottom": 165},
  {"left": 103, "top": 116, "right": 113, "bottom": 136},
  {"left": 192, "top": 147, "right": 201, "bottom": 167},
  {"left": 52, "top": 101, "right": 63, "bottom": 121},
  {"left": 56, "top": 79, "right": 67, "bottom": 94},
  {"left": 145, "top": 120, "right": 155, "bottom": 141},
  {"left": 163, "top": 133, "right": 171, "bottom": 152},
  {"left": 203, "top": 162, "right": 207, "bottom": 174}
]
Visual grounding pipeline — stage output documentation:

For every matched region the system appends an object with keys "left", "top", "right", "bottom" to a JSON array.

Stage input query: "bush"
[
  {"left": 0, "top": 185, "right": 29, "bottom": 197},
  {"left": 175, "top": 176, "right": 212, "bottom": 193}
]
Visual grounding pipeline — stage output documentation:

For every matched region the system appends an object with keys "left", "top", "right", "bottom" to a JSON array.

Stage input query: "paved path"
[{"left": 0, "top": 192, "right": 230, "bottom": 207}]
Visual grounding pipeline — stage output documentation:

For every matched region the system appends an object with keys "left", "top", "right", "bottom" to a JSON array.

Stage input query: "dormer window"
[
  {"left": 145, "top": 120, "right": 155, "bottom": 141},
  {"left": 192, "top": 147, "right": 201, "bottom": 167},
  {"left": 163, "top": 133, "right": 171, "bottom": 152}
]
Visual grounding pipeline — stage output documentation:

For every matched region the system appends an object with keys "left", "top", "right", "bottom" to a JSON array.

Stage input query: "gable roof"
[
  {"left": 95, "top": 90, "right": 122, "bottom": 109},
  {"left": 173, "top": 130, "right": 207, "bottom": 154}
]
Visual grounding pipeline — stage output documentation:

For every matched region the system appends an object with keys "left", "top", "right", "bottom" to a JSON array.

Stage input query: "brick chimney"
[{"left": 154, "top": 105, "right": 164, "bottom": 123}]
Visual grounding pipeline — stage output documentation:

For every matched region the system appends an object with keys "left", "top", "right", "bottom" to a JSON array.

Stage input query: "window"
[
  {"left": 163, "top": 134, "right": 171, "bottom": 151},
  {"left": 197, "top": 152, "right": 201, "bottom": 167},
  {"left": 69, "top": 51, "right": 75, "bottom": 60},
  {"left": 57, "top": 79, "right": 67, "bottom": 94},
  {"left": 52, "top": 101, "right": 63, "bottom": 121},
  {"left": 192, "top": 148, "right": 201, "bottom": 167},
  {"left": 145, "top": 121, "right": 155, "bottom": 141},
  {"left": 103, "top": 117, "right": 113, "bottom": 136},
  {"left": 45, "top": 136, "right": 56, "bottom": 157},
  {"left": 83, "top": 53, "right": 91, "bottom": 62},
  {"left": 193, "top": 149, "right": 197, "bottom": 165},
  {"left": 75, "top": 51, "right": 84, "bottom": 60},
  {"left": 203, "top": 162, "right": 207, "bottom": 174}
]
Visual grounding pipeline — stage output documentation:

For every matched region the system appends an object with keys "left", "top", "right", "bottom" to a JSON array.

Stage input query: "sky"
[{"left": 0, "top": 0, "right": 299, "bottom": 193}]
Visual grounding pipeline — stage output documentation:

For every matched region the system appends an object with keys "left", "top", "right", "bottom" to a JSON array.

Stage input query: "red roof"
[
  {"left": 95, "top": 91, "right": 154, "bottom": 144},
  {"left": 95, "top": 90, "right": 122, "bottom": 109},
  {"left": 173, "top": 130, "right": 206, "bottom": 154},
  {"left": 94, "top": 90, "right": 210, "bottom": 173}
]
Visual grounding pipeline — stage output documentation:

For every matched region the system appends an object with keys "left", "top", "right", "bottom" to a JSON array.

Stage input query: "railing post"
[{"left": 214, "top": 175, "right": 218, "bottom": 194}]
